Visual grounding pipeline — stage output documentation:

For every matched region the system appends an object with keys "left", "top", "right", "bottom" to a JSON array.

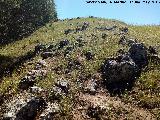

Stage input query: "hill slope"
[{"left": 0, "top": 17, "right": 160, "bottom": 119}]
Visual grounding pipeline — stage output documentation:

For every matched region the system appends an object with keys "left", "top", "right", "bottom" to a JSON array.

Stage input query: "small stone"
[
  {"left": 30, "top": 86, "right": 43, "bottom": 93},
  {"left": 41, "top": 52, "right": 55, "bottom": 59},
  {"left": 120, "top": 27, "right": 128, "bottom": 33},
  {"left": 64, "top": 29, "right": 72, "bottom": 35},
  {"left": 127, "top": 39, "right": 137, "bottom": 46},
  {"left": 87, "top": 106, "right": 101, "bottom": 119},
  {"left": 64, "top": 46, "right": 74, "bottom": 56},
  {"left": 67, "top": 59, "right": 82, "bottom": 71},
  {"left": 84, "top": 51, "right": 95, "bottom": 60},
  {"left": 118, "top": 35, "right": 126, "bottom": 45},
  {"left": 148, "top": 46, "right": 158, "bottom": 55},
  {"left": 19, "top": 78, "right": 35, "bottom": 90},
  {"left": 102, "top": 33, "right": 107, "bottom": 39},
  {"left": 84, "top": 80, "right": 97, "bottom": 95},
  {"left": 49, "top": 86, "right": 63, "bottom": 101},
  {"left": 56, "top": 79, "right": 69, "bottom": 93},
  {"left": 58, "top": 39, "right": 69, "bottom": 49},
  {"left": 37, "top": 59, "right": 47, "bottom": 67},
  {"left": 35, "top": 44, "right": 46, "bottom": 53},
  {"left": 39, "top": 102, "right": 60, "bottom": 120}
]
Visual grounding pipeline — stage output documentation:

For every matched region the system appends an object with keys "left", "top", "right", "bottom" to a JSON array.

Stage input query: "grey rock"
[
  {"left": 75, "top": 37, "right": 85, "bottom": 47},
  {"left": 118, "top": 35, "right": 127, "bottom": 45},
  {"left": 49, "top": 86, "right": 63, "bottom": 101},
  {"left": 101, "top": 55, "right": 138, "bottom": 84},
  {"left": 96, "top": 26, "right": 116, "bottom": 31},
  {"left": 58, "top": 39, "right": 69, "bottom": 49},
  {"left": 148, "top": 46, "right": 158, "bottom": 55},
  {"left": 15, "top": 97, "right": 47, "bottom": 120},
  {"left": 129, "top": 43, "right": 148, "bottom": 68},
  {"left": 3, "top": 96, "right": 46, "bottom": 120},
  {"left": 127, "top": 39, "right": 137, "bottom": 46},
  {"left": 30, "top": 86, "right": 43, "bottom": 93},
  {"left": 84, "top": 80, "right": 97, "bottom": 95},
  {"left": 84, "top": 51, "right": 95, "bottom": 60},
  {"left": 67, "top": 59, "right": 82, "bottom": 71},
  {"left": 81, "top": 22, "right": 89, "bottom": 31},
  {"left": 35, "top": 44, "right": 46, "bottom": 53},
  {"left": 41, "top": 52, "right": 55, "bottom": 59},
  {"left": 36, "top": 59, "right": 47, "bottom": 68},
  {"left": 64, "top": 46, "right": 74, "bottom": 56},
  {"left": 19, "top": 78, "right": 35, "bottom": 90},
  {"left": 55, "top": 79, "right": 69, "bottom": 93},
  {"left": 19, "top": 70, "right": 47, "bottom": 90},
  {"left": 120, "top": 27, "right": 128, "bottom": 33},
  {"left": 39, "top": 102, "right": 60, "bottom": 120},
  {"left": 64, "top": 29, "right": 73, "bottom": 35},
  {"left": 101, "top": 33, "right": 107, "bottom": 39}
]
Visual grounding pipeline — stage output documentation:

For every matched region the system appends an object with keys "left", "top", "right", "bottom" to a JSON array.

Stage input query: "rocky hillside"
[{"left": 0, "top": 17, "right": 160, "bottom": 120}]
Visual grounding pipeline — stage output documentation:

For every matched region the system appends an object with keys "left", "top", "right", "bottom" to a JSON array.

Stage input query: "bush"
[{"left": 0, "top": 0, "right": 57, "bottom": 44}]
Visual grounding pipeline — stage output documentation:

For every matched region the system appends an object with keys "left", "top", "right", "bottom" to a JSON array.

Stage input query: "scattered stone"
[
  {"left": 52, "top": 65, "right": 64, "bottom": 75},
  {"left": 84, "top": 79, "right": 97, "bottom": 95},
  {"left": 129, "top": 43, "right": 148, "bottom": 68},
  {"left": 47, "top": 44, "right": 56, "bottom": 51},
  {"left": 118, "top": 35, "right": 127, "bottom": 45},
  {"left": 3, "top": 96, "right": 47, "bottom": 120},
  {"left": 75, "top": 22, "right": 89, "bottom": 33},
  {"left": 101, "top": 33, "right": 107, "bottom": 39},
  {"left": 117, "top": 49, "right": 126, "bottom": 55},
  {"left": 35, "top": 59, "right": 47, "bottom": 69},
  {"left": 96, "top": 26, "right": 116, "bottom": 31},
  {"left": 127, "top": 39, "right": 137, "bottom": 46},
  {"left": 101, "top": 55, "right": 139, "bottom": 84},
  {"left": 64, "top": 46, "right": 74, "bottom": 56},
  {"left": 148, "top": 54, "right": 160, "bottom": 65},
  {"left": 35, "top": 44, "right": 46, "bottom": 53},
  {"left": 64, "top": 29, "right": 72, "bottom": 35},
  {"left": 39, "top": 102, "right": 60, "bottom": 120},
  {"left": 19, "top": 77, "right": 36, "bottom": 90},
  {"left": 81, "top": 22, "right": 89, "bottom": 31},
  {"left": 58, "top": 39, "right": 69, "bottom": 49},
  {"left": 41, "top": 52, "right": 55, "bottom": 59},
  {"left": 49, "top": 86, "right": 63, "bottom": 101},
  {"left": 55, "top": 79, "right": 69, "bottom": 94},
  {"left": 30, "top": 86, "right": 43, "bottom": 94},
  {"left": 87, "top": 106, "right": 102, "bottom": 119},
  {"left": 19, "top": 70, "right": 47, "bottom": 90},
  {"left": 148, "top": 46, "right": 158, "bottom": 55},
  {"left": 15, "top": 97, "right": 47, "bottom": 120},
  {"left": 75, "top": 37, "right": 85, "bottom": 47},
  {"left": 120, "top": 27, "right": 128, "bottom": 33},
  {"left": 84, "top": 51, "right": 95, "bottom": 60},
  {"left": 67, "top": 59, "right": 82, "bottom": 71},
  {"left": 105, "top": 26, "right": 116, "bottom": 31}
]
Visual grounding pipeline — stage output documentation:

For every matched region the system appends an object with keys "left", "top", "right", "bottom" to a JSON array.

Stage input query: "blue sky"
[{"left": 55, "top": 0, "right": 160, "bottom": 25}]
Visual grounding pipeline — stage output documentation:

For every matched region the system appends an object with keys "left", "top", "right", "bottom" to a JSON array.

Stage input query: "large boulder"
[
  {"left": 101, "top": 55, "right": 139, "bottom": 85},
  {"left": 129, "top": 43, "right": 148, "bottom": 68},
  {"left": 3, "top": 96, "right": 47, "bottom": 120}
]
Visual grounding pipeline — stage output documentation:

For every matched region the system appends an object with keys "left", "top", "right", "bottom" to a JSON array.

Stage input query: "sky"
[{"left": 54, "top": 0, "right": 160, "bottom": 25}]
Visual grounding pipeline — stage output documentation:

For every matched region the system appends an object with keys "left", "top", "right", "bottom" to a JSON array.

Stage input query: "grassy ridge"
[{"left": 0, "top": 17, "right": 160, "bottom": 118}]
